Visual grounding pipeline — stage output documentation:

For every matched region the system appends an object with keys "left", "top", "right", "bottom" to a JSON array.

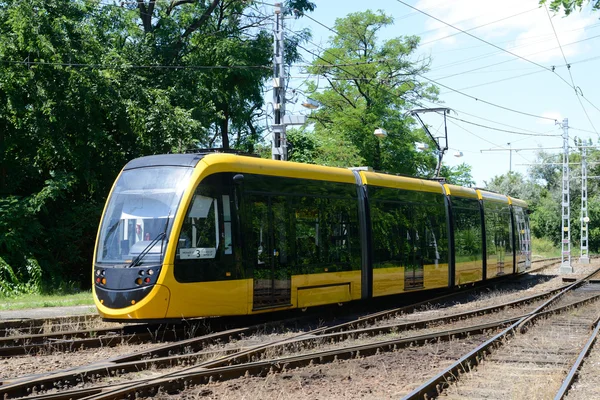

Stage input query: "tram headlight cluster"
[
  {"left": 135, "top": 269, "right": 155, "bottom": 285},
  {"left": 95, "top": 269, "right": 106, "bottom": 285}
]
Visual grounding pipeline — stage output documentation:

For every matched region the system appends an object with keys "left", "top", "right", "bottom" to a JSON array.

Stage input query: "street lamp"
[
  {"left": 374, "top": 128, "right": 387, "bottom": 138},
  {"left": 301, "top": 98, "right": 320, "bottom": 110}
]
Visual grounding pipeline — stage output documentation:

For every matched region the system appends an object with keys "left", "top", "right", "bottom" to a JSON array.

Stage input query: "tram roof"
[
  {"left": 124, "top": 154, "right": 204, "bottom": 170},
  {"left": 199, "top": 153, "right": 357, "bottom": 184},
  {"left": 360, "top": 171, "right": 444, "bottom": 194}
]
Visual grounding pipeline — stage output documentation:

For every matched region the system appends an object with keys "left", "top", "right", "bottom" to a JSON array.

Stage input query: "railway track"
[
  {"left": 0, "top": 259, "right": 570, "bottom": 399},
  {"left": 0, "top": 258, "right": 558, "bottom": 359},
  {"left": 403, "top": 265, "right": 600, "bottom": 399}
]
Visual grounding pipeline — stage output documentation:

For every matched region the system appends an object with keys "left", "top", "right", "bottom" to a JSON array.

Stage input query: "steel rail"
[
  {"left": 55, "top": 294, "right": 600, "bottom": 400},
  {"left": 0, "top": 259, "right": 563, "bottom": 398},
  {"left": 402, "top": 266, "right": 600, "bottom": 400},
  {"left": 18, "top": 289, "right": 600, "bottom": 400},
  {"left": 554, "top": 315, "right": 600, "bottom": 399}
]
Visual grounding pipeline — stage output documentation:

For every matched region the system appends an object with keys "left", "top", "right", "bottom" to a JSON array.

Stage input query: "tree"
[
  {"left": 440, "top": 163, "right": 475, "bottom": 187},
  {"left": 0, "top": 0, "right": 318, "bottom": 289},
  {"left": 304, "top": 10, "right": 439, "bottom": 175},
  {"left": 541, "top": 0, "right": 600, "bottom": 15}
]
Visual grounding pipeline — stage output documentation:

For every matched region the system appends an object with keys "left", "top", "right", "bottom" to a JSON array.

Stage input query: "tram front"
[{"left": 93, "top": 154, "right": 199, "bottom": 320}]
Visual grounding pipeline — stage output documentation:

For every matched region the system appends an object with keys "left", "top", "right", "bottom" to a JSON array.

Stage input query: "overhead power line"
[
  {"left": 0, "top": 59, "right": 270, "bottom": 70},
  {"left": 395, "top": 0, "right": 557, "bottom": 73},
  {"left": 545, "top": 5, "right": 599, "bottom": 134},
  {"left": 419, "top": 7, "right": 539, "bottom": 47},
  {"left": 416, "top": 73, "right": 557, "bottom": 122},
  {"left": 445, "top": 114, "right": 562, "bottom": 137}
]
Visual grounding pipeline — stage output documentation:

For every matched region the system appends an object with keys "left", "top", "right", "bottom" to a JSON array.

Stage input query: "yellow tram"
[{"left": 93, "top": 152, "right": 531, "bottom": 321}]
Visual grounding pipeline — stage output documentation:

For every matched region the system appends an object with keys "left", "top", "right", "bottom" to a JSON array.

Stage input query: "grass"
[
  {"left": 0, "top": 291, "right": 94, "bottom": 311},
  {"left": 531, "top": 236, "right": 561, "bottom": 259}
]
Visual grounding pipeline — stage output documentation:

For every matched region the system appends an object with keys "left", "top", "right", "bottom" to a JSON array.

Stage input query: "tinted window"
[
  {"left": 452, "top": 197, "right": 484, "bottom": 283},
  {"left": 242, "top": 174, "right": 361, "bottom": 276},
  {"left": 484, "top": 201, "right": 514, "bottom": 278},
  {"left": 369, "top": 186, "right": 448, "bottom": 290},
  {"left": 174, "top": 173, "right": 239, "bottom": 282}
]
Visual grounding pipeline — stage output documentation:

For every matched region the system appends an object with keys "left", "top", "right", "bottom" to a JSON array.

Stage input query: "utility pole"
[
  {"left": 560, "top": 118, "right": 573, "bottom": 273},
  {"left": 508, "top": 143, "right": 512, "bottom": 172},
  {"left": 579, "top": 139, "right": 590, "bottom": 264},
  {"left": 271, "top": 3, "right": 287, "bottom": 161}
]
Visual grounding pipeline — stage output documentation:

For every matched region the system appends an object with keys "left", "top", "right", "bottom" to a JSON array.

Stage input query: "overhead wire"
[
  {"left": 545, "top": 4, "right": 599, "bottom": 134},
  {"left": 439, "top": 69, "right": 546, "bottom": 94},
  {"left": 263, "top": 7, "right": 565, "bottom": 157},
  {"left": 419, "top": 97, "right": 561, "bottom": 136},
  {"left": 419, "top": 7, "right": 539, "bottom": 47},
  {"left": 448, "top": 119, "right": 534, "bottom": 164}
]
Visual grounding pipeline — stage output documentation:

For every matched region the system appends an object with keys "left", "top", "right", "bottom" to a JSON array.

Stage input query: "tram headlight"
[
  {"left": 148, "top": 269, "right": 154, "bottom": 275},
  {"left": 135, "top": 278, "right": 143, "bottom": 285}
]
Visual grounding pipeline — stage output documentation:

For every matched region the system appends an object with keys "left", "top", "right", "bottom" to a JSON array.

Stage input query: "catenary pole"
[
  {"left": 271, "top": 3, "right": 287, "bottom": 160},
  {"left": 580, "top": 140, "right": 590, "bottom": 263},
  {"left": 560, "top": 118, "right": 573, "bottom": 273}
]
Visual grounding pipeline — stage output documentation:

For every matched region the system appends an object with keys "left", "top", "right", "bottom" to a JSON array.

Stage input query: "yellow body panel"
[
  {"left": 160, "top": 267, "right": 249, "bottom": 317},
  {"left": 292, "top": 271, "right": 361, "bottom": 306},
  {"left": 297, "top": 284, "right": 352, "bottom": 308},
  {"left": 373, "top": 267, "right": 405, "bottom": 297},
  {"left": 509, "top": 197, "right": 528, "bottom": 208},
  {"left": 455, "top": 261, "right": 483, "bottom": 285},
  {"left": 360, "top": 171, "right": 443, "bottom": 193},
  {"left": 94, "top": 284, "right": 171, "bottom": 320},
  {"left": 201, "top": 153, "right": 356, "bottom": 184},
  {"left": 424, "top": 263, "right": 450, "bottom": 288},
  {"left": 443, "top": 184, "right": 478, "bottom": 199},
  {"left": 477, "top": 189, "right": 509, "bottom": 204}
]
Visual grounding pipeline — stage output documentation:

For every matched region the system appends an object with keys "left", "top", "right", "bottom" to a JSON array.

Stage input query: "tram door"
[{"left": 251, "top": 196, "right": 291, "bottom": 309}]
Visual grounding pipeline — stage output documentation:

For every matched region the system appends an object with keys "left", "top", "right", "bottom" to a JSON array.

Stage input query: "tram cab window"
[{"left": 174, "top": 173, "right": 237, "bottom": 282}]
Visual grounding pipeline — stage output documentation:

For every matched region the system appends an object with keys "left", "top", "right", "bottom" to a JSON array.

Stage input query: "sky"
[{"left": 274, "top": 0, "right": 600, "bottom": 186}]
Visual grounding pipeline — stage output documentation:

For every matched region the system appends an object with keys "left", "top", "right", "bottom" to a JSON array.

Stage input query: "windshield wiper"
[{"left": 127, "top": 232, "right": 166, "bottom": 268}]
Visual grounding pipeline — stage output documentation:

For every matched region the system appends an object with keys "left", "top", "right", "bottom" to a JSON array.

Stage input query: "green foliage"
[
  {"left": 541, "top": 0, "right": 600, "bottom": 15},
  {"left": 531, "top": 236, "right": 561, "bottom": 258},
  {"left": 304, "top": 10, "right": 439, "bottom": 176},
  {"left": 0, "top": 0, "right": 316, "bottom": 289},
  {"left": 0, "top": 257, "right": 42, "bottom": 297},
  {"left": 440, "top": 163, "right": 475, "bottom": 187},
  {"left": 287, "top": 128, "right": 365, "bottom": 167}
]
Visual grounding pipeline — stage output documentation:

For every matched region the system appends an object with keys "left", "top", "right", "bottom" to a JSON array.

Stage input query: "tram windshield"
[{"left": 96, "top": 166, "right": 193, "bottom": 264}]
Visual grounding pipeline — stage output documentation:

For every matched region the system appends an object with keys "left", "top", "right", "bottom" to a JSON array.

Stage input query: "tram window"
[
  {"left": 241, "top": 174, "right": 360, "bottom": 275},
  {"left": 174, "top": 173, "right": 238, "bottom": 283},
  {"left": 179, "top": 194, "right": 218, "bottom": 259},
  {"left": 484, "top": 202, "right": 514, "bottom": 278},
  {"left": 452, "top": 198, "right": 483, "bottom": 267},
  {"left": 370, "top": 187, "right": 448, "bottom": 272}
]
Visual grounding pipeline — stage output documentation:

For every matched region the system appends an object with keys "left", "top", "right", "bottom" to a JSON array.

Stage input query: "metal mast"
[
  {"left": 580, "top": 140, "right": 590, "bottom": 263},
  {"left": 271, "top": 3, "right": 287, "bottom": 160},
  {"left": 560, "top": 118, "right": 573, "bottom": 273}
]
